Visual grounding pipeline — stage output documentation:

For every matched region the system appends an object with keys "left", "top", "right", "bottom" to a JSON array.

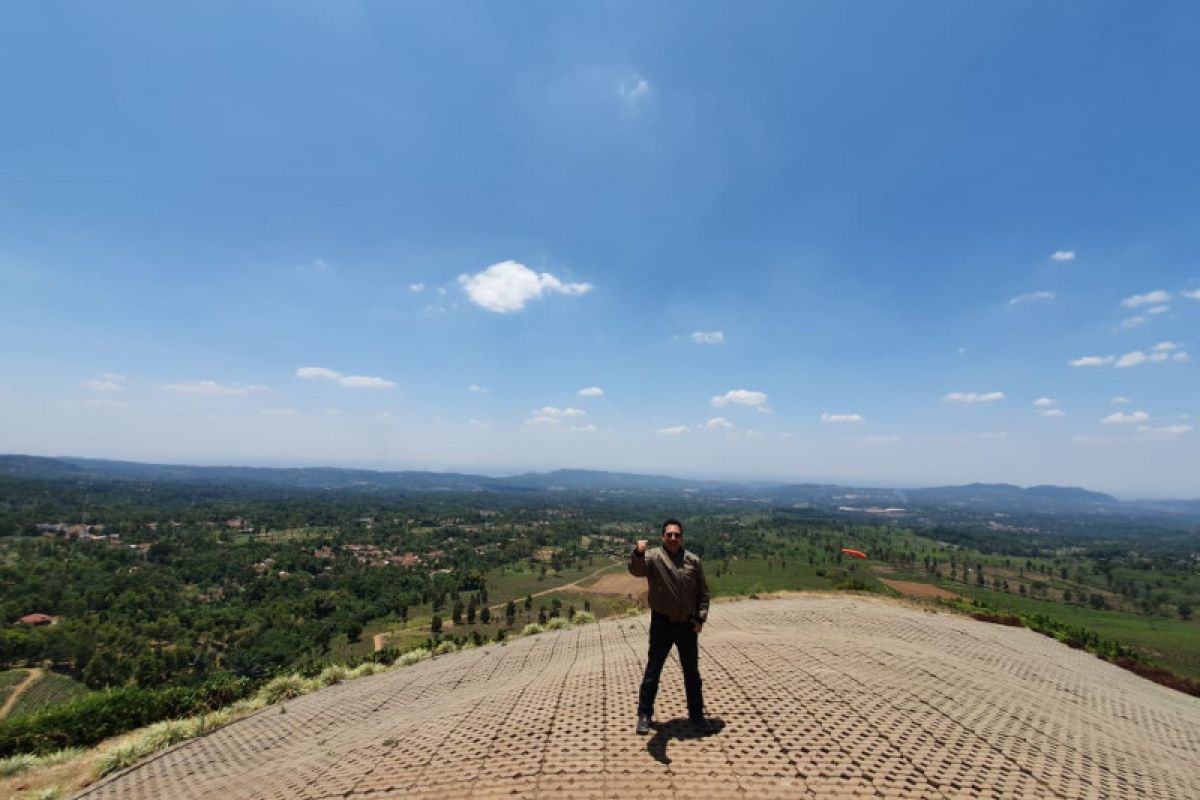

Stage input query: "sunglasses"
[{"left": 664, "top": 532, "right": 682, "bottom": 539}]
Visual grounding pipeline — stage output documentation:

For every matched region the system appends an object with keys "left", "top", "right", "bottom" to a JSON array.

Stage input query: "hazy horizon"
[{"left": 2, "top": 4, "right": 1197, "bottom": 497}]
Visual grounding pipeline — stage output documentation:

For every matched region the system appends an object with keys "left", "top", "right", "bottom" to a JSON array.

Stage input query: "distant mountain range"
[{"left": 2, "top": 454, "right": 1198, "bottom": 521}]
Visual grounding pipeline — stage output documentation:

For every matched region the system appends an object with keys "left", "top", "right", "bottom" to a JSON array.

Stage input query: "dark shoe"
[
  {"left": 690, "top": 717, "right": 716, "bottom": 734},
  {"left": 636, "top": 714, "right": 651, "bottom": 735}
]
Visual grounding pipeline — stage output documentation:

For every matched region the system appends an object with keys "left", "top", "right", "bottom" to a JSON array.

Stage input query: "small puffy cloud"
[
  {"left": 1121, "top": 289, "right": 1171, "bottom": 308},
  {"left": 942, "top": 391, "right": 1005, "bottom": 404},
  {"left": 162, "top": 380, "right": 253, "bottom": 396},
  {"left": 1038, "top": 408, "right": 1066, "bottom": 418},
  {"left": 691, "top": 331, "right": 725, "bottom": 345},
  {"left": 1102, "top": 411, "right": 1150, "bottom": 425},
  {"left": 296, "top": 366, "right": 396, "bottom": 388},
  {"left": 1136, "top": 424, "right": 1192, "bottom": 436},
  {"left": 1116, "top": 351, "right": 1149, "bottom": 368},
  {"left": 711, "top": 389, "right": 768, "bottom": 408},
  {"left": 1049, "top": 250, "right": 1076, "bottom": 262},
  {"left": 1069, "top": 355, "right": 1115, "bottom": 367},
  {"left": 468, "top": 384, "right": 489, "bottom": 394},
  {"left": 1112, "top": 396, "right": 1131, "bottom": 404},
  {"left": 577, "top": 386, "right": 604, "bottom": 397},
  {"left": 820, "top": 412, "right": 865, "bottom": 424},
  {"left": 458, "top": 260, "right": 592, "bottom": 313},
  {"left": 408, "top": 283, "right": 425, "bottom": 292},
  {"left": 1120, "top": 316, "right": 1147, "bottom": 329},
  {"left": 339, "top": 375, "right": 396, "bottom": 388},
  {"left": 1008, "top": 291, "right": 1055, "bottom": 306},
  {"left": 533, "top": 406, "right": 585, "bottom": 418},
  {"left": 1115, "top": 343, "right": 1189, "bottom": 368},
  {"left": 702, "top": 416, "right": 733, "bottom": 429},
  {"left": 1149, "top": 305, "right": 1170, "bottom": 315},
  {"left": 657, "top": 425, "right": 689, "bottom": 436},
  {"left": 619, "top": 77, "right": 651, "bottom": 104},
  {"left": 1184, "top": 289, "right": 1200, "bottom": 300},
  {"left": 1154, "top": 341, "right": 1181, "bottom": 352},
  {"left": 1033, "top": 397, "right": 1057, "bottom": 407}
]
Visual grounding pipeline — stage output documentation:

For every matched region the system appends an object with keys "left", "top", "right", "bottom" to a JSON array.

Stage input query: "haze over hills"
[{"left": 4, "top": 454, "right": 1198, "bottom": 522}]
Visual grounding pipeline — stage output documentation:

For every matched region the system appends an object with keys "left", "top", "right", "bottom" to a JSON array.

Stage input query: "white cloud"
[
  {"left": 571, "top": 424, "right": 598, "bottom": 433},
  {"left": 702, "top": 416, "right": 733, "bottom": 429},
  {"left": 619, "top": 77, "right": 651, "bottom": 104},
  {"left": 162, "top": 380, "right": 253, "bottom": 396},
  {"left": 1050, "top": 250, "right": 1076, "bottom": 262},
  {"left": 1102, "top": 411, "right": 1150, "bottom": 425},
  {"left": 1136, "top": 424, "right": 1192, "bottom": 436},
  {"left": 338, "top": 375, "right": 396, "bottom": 389},
  {"left": 1121, "top": 289, "right": 1171, "bottom": 308},
  {"left": 1033, "top": 397, "right": 1057, "bottom": 407},
  {"left": 408, "top": 283, "right": 425, "bottom": 293},
  {"left": 942, "top": 391, "right": 1005, "bottom": 404},
  {"left": 526, "top": 416, "right": 560, "bottom": 427},
  {"left": 1069, "top": 355, "right": 1115, "bottom": 367},
  {"left": 468, "top": 384, "right": 489, "bottom": 394},
  {"left": 1112, "top": 396, "right": 1131, "bottom": 404},
  {"left": 1120, "top": 316, "right": 1147, "bottom": 329},
  {"left": 1184, "top": 289, "right": 1200, "bottom": 300},
  {"left": 657, "top": 425, "right": 689, "bottom": 436},
  {"left": 297, "top": 367, "right": 342, "bottom": 381},
  {"left": 296, "top": 366, "right": 396, "bottom": 388},
  {"left": 1008, "top": 291, "right": 1055, "bottom": 306},
  {"left": 691, "top": 331, "right": 725, "bottom": 345},
  {"left": 1148, "top": 305, "right": 1170, "bottom": 315},
  {"left": 533, "top": 406, "right": 585, "bottom": 418},
  {"left": 711, "top": 389, "right": 768, "bottom": 408},
  {"left": 743, "top": 429, "right": 765, "bottom": 439},
  {"left": 458, "top": 260, "right": 592, "bottom": 313},
  {"left": 1114, "top": 344, "right": 1189, "bottom": 368},
  {"left": 1172, "top": 352, "right": 1191, "bottom": 363},
  {"left": 820, "top": 412, "right": 865, "bottom": 424},
  {"left": 1116, "top": 351, "right": 1149, "bottom": 368},
  {"left": 83, "top": 374, "right": 124, "bottom": 392},
  {"left": 1153, "top": 341, "right": 1181, "bottom": 352},
  {"left": 577, "top": 386, "right": 604, "bottom": 397},
  {"left": 1038, "top": 408, "right": 1066, "bottom": 418}
]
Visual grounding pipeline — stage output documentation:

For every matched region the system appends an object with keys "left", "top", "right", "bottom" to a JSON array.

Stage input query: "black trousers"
[{"left": 638, "top": 611, "right": 704, "bottom": 719}]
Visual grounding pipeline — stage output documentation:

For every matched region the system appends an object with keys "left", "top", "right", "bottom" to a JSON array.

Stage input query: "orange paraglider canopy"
[{"left": 840, "top": 548, "right": 868, "bottom": 560}]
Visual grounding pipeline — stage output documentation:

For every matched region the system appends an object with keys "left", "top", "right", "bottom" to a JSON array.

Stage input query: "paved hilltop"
[{"left": 79, "top": 596, "right": 1199, "bottom": 799}]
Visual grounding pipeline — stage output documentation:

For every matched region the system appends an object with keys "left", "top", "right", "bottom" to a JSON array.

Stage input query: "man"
[{"left": 629, "top": 518, "right": 712, "bottom": 735}]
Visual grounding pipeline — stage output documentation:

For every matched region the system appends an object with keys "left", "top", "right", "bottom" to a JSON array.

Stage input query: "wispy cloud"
[
  {"left": 1008, "top": 291, "right": 1055, "bottom": 306},
  {"left": 1102, "top": 411, "right": 1149, "bottom": 424},
  {"left": 83, "top": 373, "right": 125, "bottom": 392},
  {"left": 1184, "top": 289, "right": 1200, "bottom": 300},
  {"left": 577, "top": 386, "right": 604, "bottom": 397},
  {"left": 1149, "top": 305, "right": 1170, "bottom": 315},
  {"left": 533, "top": 406, "right": 585, "bottom": 418},
  {"left": 468, "top": 384, "right": 489, "bottom": 394},
  {"left": 820, "top": 412, "right": 865, "bottom": 423},
  {"left": 296, "top": 367, "right": 396, "bottom": 388},
  {"left": 711, "top": 389, "right": 768, "bottom": 408},
  {"left": 162, "top": 380, "right": 259, "bottom": 396},
  {"left": 1033, "top": 397, "right": 1057, "bottom": 407},
  {"left": 1120, "top": 316, "right": 1147, "bottom": 329},
  {"left": 260, "top": 408, "right": 299, "bottom": 417},
  {"left": 1112, "top": 396, "right": 1131, "bottom": 404},
  {"left": 979, "top": 431, "right": 1009, "bottom": 439},
  {"left": 408, "top": 283, "right": 425, "bottom": 292},
  {"left": 1069, "top": 355, "right": 1115, "bottom": 367},
  {"left": 1033, "top": 398, "right": 1065, "bottom": 417},
  {"left": 691, "top": 331, "right": 725, "bottom": 345},
  {"left": 1038, "top": 408, "right": 1066, "bottom": 417},
  {"left": 1121, "top": 289, "right": 1170, "bottom": 308},
  {"left": 458, "top": 260, "right": 592, "bottom": 313},
  {"left": 1115, "top": 342, "right": 1190, "bottom": 368},
  {"left": 1049, "top": 250, "right": 1076, "bottom": 262},
  {"left": 1136, "top": 424, "right": 1192, "bottom": 436},
  {"left": 862, "top": 434, "right": 902, "bottom": 444},
  {"left": 702, "top": 416, "right": 733, "bottom": 429},
  {"left": 657, "top": 425, "right": 689, "bottom": 436},
  {"left": 525, "top": 416, "right": 560, "bottom": 427},
  {"left": 619, "top": 76, "right": 651, "bottom": 104},
  {"left": 942, "top": 391, "right": 1005, "bottom": 404}
]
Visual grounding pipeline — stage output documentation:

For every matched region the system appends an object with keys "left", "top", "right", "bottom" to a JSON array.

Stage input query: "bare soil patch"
[
  {"left": 880, "top": 578, "right": 960, "bottom": 601},
  {"left": 583, "top": 572, "right": 646, "bottom": 597}
]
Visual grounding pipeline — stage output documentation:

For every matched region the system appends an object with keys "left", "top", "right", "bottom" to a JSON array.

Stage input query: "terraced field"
[{"left": 79, "top": 596, "right": 1200, "bottom": 799}]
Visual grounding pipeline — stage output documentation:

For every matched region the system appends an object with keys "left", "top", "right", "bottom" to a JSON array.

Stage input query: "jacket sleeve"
[
  {"left": 693, "top": 558, "right": 710, "bottom": 624},
  {"left": 628, "top": 547, "right": 649, "bottom": 577}
]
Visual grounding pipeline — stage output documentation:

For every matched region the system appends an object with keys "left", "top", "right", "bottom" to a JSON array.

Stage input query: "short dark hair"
[{"left": 662, "top": 518, "right": 683, "bottom": 535}]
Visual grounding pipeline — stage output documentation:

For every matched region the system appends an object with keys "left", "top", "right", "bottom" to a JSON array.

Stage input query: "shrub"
[
  {"left": 522, "top": 623, "right": 545, "bottom": 636},
  {"left": 256, "top": 675, "right": 314, "bottom": 705},
  {"left": 571, "top": 611, "right": 597, "bottom": 625},
  {"left": 545, "top": 618, "right": 570, "bottom": 630},
  {"left": 315, "top": 665, "right": 351, "bottom": 687}
]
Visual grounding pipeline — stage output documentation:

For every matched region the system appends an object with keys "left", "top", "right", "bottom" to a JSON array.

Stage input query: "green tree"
[{"left": 431, "top": 615, "right": 443, "bottom": 635}]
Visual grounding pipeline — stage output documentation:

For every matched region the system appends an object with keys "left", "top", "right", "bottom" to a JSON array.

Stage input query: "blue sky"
[{"left": 2, "top": 2, "right": 1198, "bottom": 496}]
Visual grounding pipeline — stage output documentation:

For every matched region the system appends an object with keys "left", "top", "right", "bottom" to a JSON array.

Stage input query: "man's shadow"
[{"left": 646, "top": 718, "right": 725, "bottom": 765}]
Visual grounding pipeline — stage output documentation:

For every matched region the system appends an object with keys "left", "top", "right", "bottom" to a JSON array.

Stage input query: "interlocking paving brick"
[{"left": 77, "top": 596, "right": 1200, "bottom": 799}]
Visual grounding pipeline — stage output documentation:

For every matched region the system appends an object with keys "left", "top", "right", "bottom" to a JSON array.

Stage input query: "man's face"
[{"left": 662, "top": 523, "right": 683, "bottom": 554}]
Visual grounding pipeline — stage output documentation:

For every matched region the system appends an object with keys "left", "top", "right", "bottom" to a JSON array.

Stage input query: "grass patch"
[{"left": 6, "top": 672, "right": 91, "bottom": 720}]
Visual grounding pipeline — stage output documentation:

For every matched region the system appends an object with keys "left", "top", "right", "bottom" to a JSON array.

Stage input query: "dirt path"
[
  {"left": 879, "top": 578, "right": 960, "bottom": 600},
  {"left": 0, "top": 667, "right": 43, "bottom": 720}
]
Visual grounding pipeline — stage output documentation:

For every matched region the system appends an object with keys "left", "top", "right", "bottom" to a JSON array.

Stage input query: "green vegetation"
[
  {"left": 5, "top": 672, "right": 91, "bottom": 720},
  {"left": 0, "top": 669, "right": 28, "bottom": 710}
]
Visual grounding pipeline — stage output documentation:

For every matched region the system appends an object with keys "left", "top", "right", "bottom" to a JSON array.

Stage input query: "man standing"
[{"left": 629, "top": 518, "right": 712, "bottom": 734}]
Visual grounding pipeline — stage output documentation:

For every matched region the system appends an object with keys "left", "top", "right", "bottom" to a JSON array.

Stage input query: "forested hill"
[{"left": 4, "top": 454, "right": 1196, "bottom": 522}]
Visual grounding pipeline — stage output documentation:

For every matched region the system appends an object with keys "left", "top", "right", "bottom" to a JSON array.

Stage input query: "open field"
[
  {"left": 879, "top": 579, "right": 960, "bottom": 600},
  {"left": 5, "top": 670, "right": 90, "bottom": 719}
]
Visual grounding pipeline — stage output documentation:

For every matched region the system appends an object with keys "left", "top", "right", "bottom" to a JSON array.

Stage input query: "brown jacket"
[{"left": 629, "top": 546, "right": 710, "bottom": 625}]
